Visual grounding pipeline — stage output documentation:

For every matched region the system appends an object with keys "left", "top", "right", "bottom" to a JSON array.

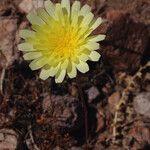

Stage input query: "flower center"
[{"left": 48, "top": 23, "right": 79, "bottom": 59}]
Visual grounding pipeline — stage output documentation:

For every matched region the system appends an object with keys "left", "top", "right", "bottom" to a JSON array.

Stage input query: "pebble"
[
  {"left": 0, "top": 128, "right": 18, "bottom": 150},
  {"left": 133, "top": 92, "right": 150, "bottom": 118},
  {"left": 108, "top": 91, "right": 120, "bottom": 114},
  {"left": 86, "top": 86, "right": 100, "bottom": 103}
]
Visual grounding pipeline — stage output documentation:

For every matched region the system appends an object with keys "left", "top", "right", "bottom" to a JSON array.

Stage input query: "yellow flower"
[{"left": 18, "top": 0, "right": 105, "bottom": 83}]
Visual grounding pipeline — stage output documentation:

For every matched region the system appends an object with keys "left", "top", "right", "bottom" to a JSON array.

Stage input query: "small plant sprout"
[{"left": 18, "top": 0, "right": 105, "bottom": 83}]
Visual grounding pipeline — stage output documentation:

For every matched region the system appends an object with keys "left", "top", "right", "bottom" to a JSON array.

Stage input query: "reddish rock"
[
  {"left": 96, "top": 110, "right": 105, "bottom": 132},
  {"left": 108, "top": 91, "right": 120, "bottom": 114},
  {"left": 0, "top": 128, "right": 18, "bottom": 150},
  {"left": 98, "top": 9, "right": 149, "bottom": 73},
  {"left": 41, "top": 94, "right": 84, "bottom": 132},
  {"left": 0, "top": 18, "right": 18, "bottom": 68},
  {"left": 128, "top": 121, "right": 150, "bottom": 144}
]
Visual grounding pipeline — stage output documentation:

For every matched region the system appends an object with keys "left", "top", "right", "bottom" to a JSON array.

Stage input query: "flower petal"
[
  {"left": 27, "top": 12, "right": 45, "bottom": 25},
  {"left": 29, "top": 57, "right": 47, "bottom": 70},
  {"left": 72, "top": 57, "right": 80, "bottom": 64},
  {"left": 89, "top": 51, "right": 101, "bottom": 61},
  {"left": 80, "top": 4, "right": 91, "bottom": 16},
  {"left": 76, "top": 61, "right": 89, "bottom": 73},
  {"left": 71, "top": 1, "right": 80, "bottom": 26},
  {"left": 23, "top": 52, "right": 42, "bottom": 60},
  {"left": 61, "top": 59, "right": 69, "bottom": 70},
  {"left": 81, "top": 48, "right": 91, "bottom": 55},
  {"left": 55, "top": 69, "right": 66, "bottom": 83},
  {"left": 79, "top": 54, "right": 88, "bottom": 61},
  {"left": 19, "top": 29, "right": 35, "bottom": 39},
  {"left": 44, "top": 0, "right": 55, "bottom": 17},
  {"left": 37, "top": 8, "right": 52, "bottom": 24},
  {"left": 84, "top": 42, "right": 99, "bottom": 50},
  {"left": 80, "top": 12, "right": 94, "bottom": 27},
  {"left": 88, "top": 34, "right": 106, "bottom": 42},
  {"left": 40, "top": 68, "right": 51, "bottom": 80},
  {"left": 90, "top": 17, "right": 103, "bottom": 30},
  {"left": 61, "top": 0, "right": 70, "bottom": 16},
  {"left": 55, "top": 3, "right": 64, "bottom": 24},
  {"left": 67, "top": 62, "right": 77, "bottom": 78},
  {"left": 18, "top": 43, "right": 35, "bottom": 52},
  {"left": 40, "top": 65, "right": 60, "bottom": 80},
  {"left": 82, "top": 17, "right": 103, "bottom": 38}
]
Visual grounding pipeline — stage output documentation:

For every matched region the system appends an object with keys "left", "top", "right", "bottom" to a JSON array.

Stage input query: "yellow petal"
[
  {"left": 80, "top": 4, "right": 91, "bottom": 16},
  {"left": 76, "top": 61, "right": 89, "bottom": 73},
  {"left": 71, "top": 1, "right": 80, "bottom": 26},
  {"left": 88, "top": 34, "right": 106, "bottom": 42},
  {"left": 83, "top": 17, "right": 103, "bottom": 38},
  {"left": 72, "top": 57, "right": 80, "bottom": 64},
  {"left": 84, "top": 42, "right": 99, "bottom": 50},
  {"left": 80, "top": 12, "right": 94, "bottom": 27},
  {"left": 19, "top": 29, "right": 35, "bottom": 39},
  {"left": 46, "top": 63, "right": 61, "bottom": 77},
  {"left": 67, "top": 60, "right": 72, "bottom": 73},
  {"left": 23, "top": 52, "right": 42, "bottom": 60},
  {"left": 90, "top": 17, "right": 103, "bottom": 30},
  {"left": 61, "top": 59, "right": 69, "bottom": 70},
  {"left": 40, "top": 66, "right": 59, "bottom": 80},
  {"left": 55, "top": 69, "right": 66, "bottom": 83},
  {"left": 44, "top": 0, "right": 55, "bottom": 17},
  {"left": 78, "top": 26, "right": 89, "bottom": 36},
  {"left": 82, "top": 49, "right": 91, "bottom": 55},
  {"left": 61, "top": 0, "right": 70, "bottom": 16},
  {"left": 71, "top": 1, "right": 80, "bottom": 18},
  {"left": 29, "top": 57, "right": 47, "bottom": 70},
  {"left": 67, "top": 62, "right": 77, "bottom": 78},
  {"left": 40, "top": 68, "right": 51, "bottom": 80},
  {"left": 27, "top": 12, "right": 45, "bottom": 25},
  {"left": 89, "top": 51, "right": 101, "bottom": 61},
  {"left": 79, "top": 54, "right": 88, "bottom": 61},
  {"left": 18, "top": 43, "right": 35, "bottom": 52},
  {"left": 55, "top": 3, "right": 64, "bottom": 24},
  {"left": 37, "top": 8, "right": 52, "bottom": 24}
]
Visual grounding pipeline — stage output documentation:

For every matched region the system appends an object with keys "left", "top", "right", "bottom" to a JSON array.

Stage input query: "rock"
[
  {"left": 128, "top": 121, "right": 150, "bottom": 144},
  {"left": 42, "top": 93, "right": 52, "bottom": 113},
  {"left": 32, "top": 0, "right": 44, "bottom": 9},
  {"left": 143, "top": 72, "right": 150, "bottom": 92},
  {"left": 68, "top": 84, "right": 78, "bottom": 97},
  {"left": 0, "top": 51, "right": 7, "bottom": 69},
  {"left": 94, "top": 143, "right": 105, "bottom": 150},
  {"left": 41, "top": 94, "right": 84, "bottom": 132},
  {"left": 0, "top": 1, "right": 11, "bottom": 16},
  {"left": 18, "top": 0, "right": 33, "bottom": 13},
  {"left": 96, "top": 110, "right": 105, "bottom": 132},
  {"left": 99, "top": 9, "right": 149, "bottom": 73},
  {"left": 133, "top": 92, "right": 150, "bottom": 118},
  {"left": 108, "top": 92, "right": 120, "bottom": 114},
  {"left": 70, "top": 146, "right": 82, "bottom": 150},
  {"left": 107, "top": 146, "right": 126, "bottom": 150},
  {"left": 53, "top": 146, "right": 63, "bottom": 150},
  {"left": 0, "top": 108, "right": 16, "bottom": 128},
  {"left": 25, "top": 126, "right": 40, "bottom": 150},
  {"left": 145, "top": 73, "right": 150, "bottom": 81},
  {"left": 0, "top": 128, "right": 18, "bottom": 150},
  {"left": 86, "top": 86, "right": 100, "bottom": 103},
  {"left": 53, "top": 146, "right": 81, "bottom": 150},
  {"left": 0, "top": 18, "right": 18, "bottom": 68},
  {"left": 18, "top": 0, "right": 44, "bottom": 13},
  {"left": 105, "top": 10, "right": 148, "bottom": 53}
]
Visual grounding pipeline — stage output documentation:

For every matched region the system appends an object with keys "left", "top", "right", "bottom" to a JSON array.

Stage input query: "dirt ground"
[{"left": 0, "top": 0, "right": 150, "bottom": 150}]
